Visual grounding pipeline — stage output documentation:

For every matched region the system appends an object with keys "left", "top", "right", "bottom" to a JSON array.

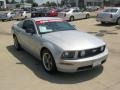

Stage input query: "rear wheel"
[
  {"left": 86, "top": 14, "right": 90, "bottom": 19},
  {"left": 42, "top": 49, "right": 57, "bottom": 73},
  {"left": 117, "top": 18, "right": 120, "bottom": 25},
  {"left": 9, "top": 17, "right": 13, "bottom": 21},
  {"left": 24, "top": 16, "right": 27, "bottom": 19},
  {"left": 70, "top": 16, "right": 74, "bottom": 21},
  {"left": 13, "top": 36, "right": 21, "bottom": 50},
  {"left": 101, "top": 21, "right": 106, "bottom": 24}
]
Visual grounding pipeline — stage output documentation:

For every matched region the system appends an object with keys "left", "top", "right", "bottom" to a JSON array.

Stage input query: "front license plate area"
[{"left": 93, "top": 61, "right": 101, "bottom": 67}]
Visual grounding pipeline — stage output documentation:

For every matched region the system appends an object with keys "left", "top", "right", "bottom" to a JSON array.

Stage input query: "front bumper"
[{"left": 56, "top": 49, "right": 108, "bottom": 72}]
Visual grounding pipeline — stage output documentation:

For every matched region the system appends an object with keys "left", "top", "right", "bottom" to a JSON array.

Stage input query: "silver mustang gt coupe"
[{"left": 12, "top": 17, "right": 108, "bottom": 73}]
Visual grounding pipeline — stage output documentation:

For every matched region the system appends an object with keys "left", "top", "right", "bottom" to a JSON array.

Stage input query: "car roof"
[
  {"left": 31, "top": 17, "right": 64, "bottom": 22},
  {"left": 105, "top": 7, "right": 120, "bottom": 9}
]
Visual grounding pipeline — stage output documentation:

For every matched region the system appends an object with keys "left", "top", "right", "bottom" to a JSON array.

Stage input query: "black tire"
[
  {"left": 9, "top": 17, "right": 13, "bottom": 21},
  {"left": 117, "top": 18, "right": 120, "bottom": 25},
  {"left": 25, "top": 16, "right": 27, "bottom": 19},
  {"left": 2, "top": 20, "right": 5, "bottom": 22},
  {"left": 86, "top": 14, "right": 90, "bottom": 19},
  {"left": 42, "top": 49, "right": 57, "bottom": 73},
  {"left": 13, "top": 36, "right": 22, "bottom": 50},
  {"left": 101, "top": 21, "right": 106, "bottom": 24},
  {"left": 70, "top": 16, "right": 74, "bottom": 21}
]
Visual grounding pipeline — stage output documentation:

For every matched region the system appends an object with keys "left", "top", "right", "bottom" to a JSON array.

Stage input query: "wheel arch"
[
  {"left": 70, "top": 15, "right": 74, "bottom": 18},
  {"left": 39, "top": 42, "right": 63, "bottom": 63},
  {"left": 40, "top": 47, "right": 50, "bottom": 58},
  {"left": 40, "top": 45, "right": 56, "bottom": 61}
]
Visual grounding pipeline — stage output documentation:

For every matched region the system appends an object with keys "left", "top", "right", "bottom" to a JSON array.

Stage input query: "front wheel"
[
  {"left": 9, "top": 17, "right": 13, "bottom": 21},
  {"left": 69, "top": 16, "right": 74, "bottom": 21},
  {"left": 86, "top": 14, "right": 90, "bottom": 19},
  {"left": 101, "top": 21, "right": 106, "bottom": 24},
  {"left": 42, "top": 49, "right": 57, "bottom": 73},
  {"left": 13, "top": 36, "right": 21, "bottom": 50},
  {"left": 2, "top": 20, "right": 5, "bottom": 22}
]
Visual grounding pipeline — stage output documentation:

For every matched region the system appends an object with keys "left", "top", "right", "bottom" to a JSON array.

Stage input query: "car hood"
[{"left": 42, "top": 30, "right": 105, "bottom": 50}]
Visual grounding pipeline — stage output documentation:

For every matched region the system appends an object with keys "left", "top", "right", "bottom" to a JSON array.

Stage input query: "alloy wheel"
[{"left": 43, "top": 53, "right": 53, "bottom": 71}]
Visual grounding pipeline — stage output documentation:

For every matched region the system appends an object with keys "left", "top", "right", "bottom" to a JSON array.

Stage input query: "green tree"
[
  {"left": 46, "top": 1, "right": 50, "bottom": 7},
  {"left": 26, "top": 0, "right": 34, "bottom": 4},
  {"left": 6, "top": 0, "right": 10, "bottom": 4},
  {"left": 32, "top": 2, "right": 38, "bottom": 7},
  {"left": 61, "top": 0, "right": 68, "bottom": 6},
  {"left": 11, "top": 0, "right": 17, "bottom": 4},
  {"left": 16, "top": 3, "right": 20, "bottom": 8},
  {"left": 20, "top": 0, "right": 24, "bottom": 3},
  {"left": 50, "top": 2, "right": 57, "bottom": 6}
]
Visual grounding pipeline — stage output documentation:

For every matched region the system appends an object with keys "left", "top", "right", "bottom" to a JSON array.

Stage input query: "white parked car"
[
  {"left": 96, "top": 7, "right": 120, "bottom": 24},
  {"left": 13, "top": 11, "right": 31, "bottom": 20},
  {"left": 0, "top": 11, "right": 15, "bottom": 21},
  {"left": 12, "top": 17, "right": 108, "bottom": 73},
  {"left": 58, "top": 8, "right": 90, "bottom": 21}
]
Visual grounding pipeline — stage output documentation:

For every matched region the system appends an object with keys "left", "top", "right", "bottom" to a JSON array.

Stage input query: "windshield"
[
  {"left": 36, "top": 22, "right": 75, "bottom": 34},
  {"left": 103, "top": 9, "right": 118, "bottom": 13}
]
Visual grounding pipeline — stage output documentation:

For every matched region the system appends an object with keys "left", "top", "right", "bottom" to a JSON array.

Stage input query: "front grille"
[{"left": 78, "top": 46, "right": 105, "bottom": 59}]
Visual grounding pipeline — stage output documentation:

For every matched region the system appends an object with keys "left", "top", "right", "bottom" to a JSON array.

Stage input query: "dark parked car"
[{"left": 31, "top": 7, "right": 49, "bottom": 18}]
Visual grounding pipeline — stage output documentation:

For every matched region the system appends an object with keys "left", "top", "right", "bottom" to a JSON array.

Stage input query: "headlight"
[
  {"left": 61, "top": 51, "right": 75, "bottom": 59},
  {"left": 100, "top": 45, "right": 106, "bottom": 52}
]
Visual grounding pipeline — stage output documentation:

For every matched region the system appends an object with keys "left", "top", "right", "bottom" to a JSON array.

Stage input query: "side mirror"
[{"left": 26, "top": 28, "right": 35, "bottom": 34}]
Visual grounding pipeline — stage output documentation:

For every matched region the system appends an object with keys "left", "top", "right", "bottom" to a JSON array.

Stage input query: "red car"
[{"left": 48, "top": 9, "right": 58, "bottom": 17}]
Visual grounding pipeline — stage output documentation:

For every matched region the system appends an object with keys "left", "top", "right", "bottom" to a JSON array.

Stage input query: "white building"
[
  {"left": 70, "top": 0, "right": 104, "bottom": 8},
  {"left": 0, "top": 0, "right": 6, "bottom": 8},
  {"left": 20, "top": 3, "right": 32, "bottom": 8}
]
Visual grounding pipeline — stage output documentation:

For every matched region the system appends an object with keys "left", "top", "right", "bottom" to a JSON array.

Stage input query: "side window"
[
  {"left": 73, "top": 10, "right": 79, "bottom": 12},
  {"left": 22, "top": 20, "right": 36, "bottom": 32}
]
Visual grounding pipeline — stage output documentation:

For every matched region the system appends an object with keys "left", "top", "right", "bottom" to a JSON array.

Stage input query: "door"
[
  {"left": 20, "top": 20, "right": 42, "bottom": 57},
  {"left": 79, "top": 11, "right": 86, "bottom": 19},
  {"left": 73, "top": 9, "right": 81, "bottom": 19}
]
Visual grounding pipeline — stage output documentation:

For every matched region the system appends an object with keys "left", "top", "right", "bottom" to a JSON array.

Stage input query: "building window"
[
  {"left": 94, "top": 2, "right": 102, "bottom": 6},
  {"left": 87, "top": 2, "right": 93, "bottom": 6}
]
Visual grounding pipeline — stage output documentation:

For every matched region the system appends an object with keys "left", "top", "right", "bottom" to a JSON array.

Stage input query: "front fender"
[{"left": 42, "top": 41, "right": 63, "bottom": 63}]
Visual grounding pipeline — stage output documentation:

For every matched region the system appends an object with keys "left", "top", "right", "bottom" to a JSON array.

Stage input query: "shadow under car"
[{"left": 7, "top": 45, "right": 103, "bottom": 84}]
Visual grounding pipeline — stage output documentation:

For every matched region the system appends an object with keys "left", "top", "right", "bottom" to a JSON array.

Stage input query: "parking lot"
[{"left": 0, "top": 18, "right": 120, "bottom": 90}]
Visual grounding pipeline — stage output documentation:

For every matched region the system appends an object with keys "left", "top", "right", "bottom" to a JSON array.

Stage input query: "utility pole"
[{"left": 56, "top": 0, "right": 59, "bottom": 7}]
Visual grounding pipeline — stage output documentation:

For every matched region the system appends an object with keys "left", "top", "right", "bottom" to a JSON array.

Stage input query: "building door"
[{"left": 0, "top": 1, "right": 3, "bottom": 8}]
